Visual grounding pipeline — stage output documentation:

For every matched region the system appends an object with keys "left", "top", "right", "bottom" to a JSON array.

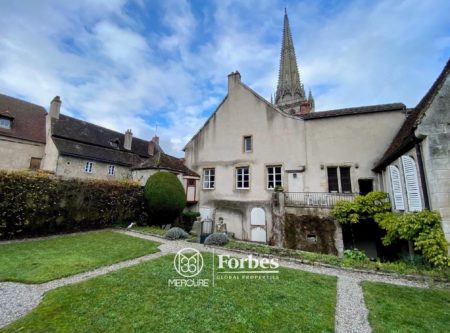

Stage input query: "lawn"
[
  {"left": 0, "top": 230, "right": 160, "bottom": 283},
  {"left": 1, "top": 254, "right": 337, "bottom": 333},
  {"left": 131, "top": 225, "right": 167, "bottom": 236},
  {"left": 363, "top": 282, "right": 450, "bottom": 333}
]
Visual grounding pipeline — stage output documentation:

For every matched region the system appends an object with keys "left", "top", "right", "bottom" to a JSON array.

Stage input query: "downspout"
[{"left": 414, "top": 141, "right": 430, "bottom": 210}]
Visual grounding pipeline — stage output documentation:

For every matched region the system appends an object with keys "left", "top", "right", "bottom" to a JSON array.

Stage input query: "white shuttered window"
[
  {"left": 389, "top": 165, "right": 405, "bottom": 210},
  {"left": 401, "top": 156, "right": 423, "bottom": 212}
]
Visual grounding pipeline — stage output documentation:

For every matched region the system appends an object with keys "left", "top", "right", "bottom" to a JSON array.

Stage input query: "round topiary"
[
  {"left": 204, "top": 233, "right": 229, "bottom": 246},
  {"left": 165, "top": 227, "right": 189, "bottom": 240},
  {"left": 144, "top": 172, "right": 186, "bottom": 226}
]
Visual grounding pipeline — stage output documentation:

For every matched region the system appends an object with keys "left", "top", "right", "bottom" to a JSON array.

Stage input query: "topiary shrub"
[
  {"left": 204, "top": 233, "right": 229, "bottom": 246},
  {"left": 165, "top": 227, "right": 189, "bottom": 240},
  {"left": 144, "top": 172, "right": 186, "bottom": 226}
]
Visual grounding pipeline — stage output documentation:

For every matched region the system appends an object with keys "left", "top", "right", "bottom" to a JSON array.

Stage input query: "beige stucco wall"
[
  {"left": 0, "top": 136, "right": 44, "bottom": 170},
  {"left": 56, "top": 156, "right": 131, "bottom": 180},
  {"left": 304, "top": 111, "right": 405, "bottom": 193},
  {"left": 184, "top": 76, "right": 404, "bottom": 242}
]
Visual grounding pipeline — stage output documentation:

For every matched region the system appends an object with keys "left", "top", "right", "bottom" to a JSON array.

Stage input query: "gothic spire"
[
  {"left": 275, "top": 9, "right": 305, "bottom": 106},
  {"left": 308, "top": 89, "right": 315, "bottom": 111}
]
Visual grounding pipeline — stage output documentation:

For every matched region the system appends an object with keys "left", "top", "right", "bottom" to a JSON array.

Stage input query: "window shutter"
[
  {"left": 401, "top": 156, "right": 423, "bottom": 211},
  {"left": 389, "top": 165, "right": 405, "bottom": 210}
]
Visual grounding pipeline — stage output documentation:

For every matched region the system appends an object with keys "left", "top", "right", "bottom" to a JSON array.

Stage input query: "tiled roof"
[
  {"left": 373, "top": 58, "right": 450, "bottom": 171},
  {"left": 132, "top": 151, "right": 199, "bottom": 177},
  {"left": 301, "top": 103, "right": 406, "bottom": 120},
  {"left": 0, "top": 94, "right": 46, "bottom": 143}
]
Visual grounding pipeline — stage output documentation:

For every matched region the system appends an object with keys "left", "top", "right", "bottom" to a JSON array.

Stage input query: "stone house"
[
  {"left": 0, "top": 94, "right": 199, "bottom": 204},
  {"left": 183, "top": 11, "right": 450, "bottom": 256},
  {"left": 373, "top": 59, "right": 450, "bottom": 253}
]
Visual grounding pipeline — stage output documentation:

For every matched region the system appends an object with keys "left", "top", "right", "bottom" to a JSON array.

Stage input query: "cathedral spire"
[{"left": 275, "top": 9, "right": 305, "bottom": 106}]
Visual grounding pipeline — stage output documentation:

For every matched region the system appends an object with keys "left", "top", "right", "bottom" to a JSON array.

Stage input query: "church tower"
[{"left": 275, "top": 9, "right": 314, "bottom": 114}]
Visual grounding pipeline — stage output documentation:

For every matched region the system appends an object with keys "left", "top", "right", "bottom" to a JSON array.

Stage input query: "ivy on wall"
[
  {"left": 332, "top": 191, "right": 449, "bottom": 267},
  {"left": 0, "top": 170, "right": 146, "bottom": 239}
]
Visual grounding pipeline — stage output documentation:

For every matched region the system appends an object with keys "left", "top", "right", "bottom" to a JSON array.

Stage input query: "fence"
[{"left": 284, "top": 192, "right": 358, "bottom": 208}]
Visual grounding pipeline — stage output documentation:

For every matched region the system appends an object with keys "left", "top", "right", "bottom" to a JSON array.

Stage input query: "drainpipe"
[{"left": 415, "top": 142, "right": 430, "bottom": 210}]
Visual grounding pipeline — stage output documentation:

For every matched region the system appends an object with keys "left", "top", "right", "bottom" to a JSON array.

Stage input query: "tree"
[{"left": 144, "top": 172, "right": 186, "bottom": 226}]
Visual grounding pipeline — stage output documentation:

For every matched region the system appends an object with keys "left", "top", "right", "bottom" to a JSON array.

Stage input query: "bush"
[
  {"left": 204, "top": 233, "right": 229, "bottom": 246},
  {"left": 0, "top": 170, "right": 145, "bottom": 239},
  {"left": 165, "top": 227, "right": 189, "bottom": 240},
  {"left": 144, "top": 172, "right": 186, "bottom": 226},
  {"left": 375, "top": 210, "right": 449, "bottom": 267},
  {"left": 343, "top": 248, "right": 369, "bottom": 261},
  {"left": 173, "top": 211, "right": 201, "bottom": 232}
]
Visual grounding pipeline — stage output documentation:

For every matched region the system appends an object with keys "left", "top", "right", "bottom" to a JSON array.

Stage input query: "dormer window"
[
  {"left": 109, "top": 138, "right": 120, "bottom": 148},
  {"left": 0, "top": 116, "right": 12, "bottom": 129}
]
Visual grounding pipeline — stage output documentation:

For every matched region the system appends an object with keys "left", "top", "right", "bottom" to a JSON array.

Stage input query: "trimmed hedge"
[
  {"left": 0, "top": 170, "right": 146, "bottom": 239},
  {"left": 144, "top": 172, "right": 186, "bottom": 226}
]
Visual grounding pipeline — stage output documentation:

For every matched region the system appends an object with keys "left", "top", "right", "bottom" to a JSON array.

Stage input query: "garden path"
[{"left": 0, "top": 229, "right": 432, "bottom": 332}]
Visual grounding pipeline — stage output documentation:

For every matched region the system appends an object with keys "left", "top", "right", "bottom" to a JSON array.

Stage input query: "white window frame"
[
  {"left": 267, "top": 165, "right": 282, "bottom": 189},
  {"left": 243, "top": 135, "right": 252, "bottom": 153},
  {"left": 236, "top": 167, "right": 250, "bottom": 189},
  {"left": 203, "top": 168, "right": 215, "bottom": 189},
  {"left": 84, "top": 161, "right": 94, "bottom": 173},
  {"left": 0, "top": 117, "right": 11, "bottom": 129},
  {"left": 108, "top": 164, "right": 115, "bottom": 176}
]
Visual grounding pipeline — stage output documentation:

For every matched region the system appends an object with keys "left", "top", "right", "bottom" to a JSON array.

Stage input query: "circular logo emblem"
[{"left": 174, "top": 248, "right": 204, "bottom": 278}]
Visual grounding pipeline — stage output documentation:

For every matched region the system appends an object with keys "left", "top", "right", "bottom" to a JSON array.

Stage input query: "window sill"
[{"left": 202, "top": 188, "right": 215, "bottom": 191}]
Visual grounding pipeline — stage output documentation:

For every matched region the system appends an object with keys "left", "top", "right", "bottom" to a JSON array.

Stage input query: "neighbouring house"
[
  {"left": 0, "top": 95, "right": 199, "bottom": 205},
  {"left": 183, "top": 11, "right": 408, "bottom": 255},
  {"left": 373, "top": 58, "right": 450, "bottom": 254},
  {"left": 0, "top": 94, "right": 46, "bottom": 170}
]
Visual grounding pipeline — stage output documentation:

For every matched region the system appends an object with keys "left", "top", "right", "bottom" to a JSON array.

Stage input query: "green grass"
[
  {"left": 1, "top": 254, "right": 337, "bottom": 333},
  {"left": 0, "top": 230, "right": 160, "bottom": 283},
  {"left": 131, "top": 225, "right": 167, "bottom": 236},
  {"left": 363, "top": 282, "right": 450, "bottom": 333},
  {"left": 223, "top": 240, "right": 450, "bottom": 280}
]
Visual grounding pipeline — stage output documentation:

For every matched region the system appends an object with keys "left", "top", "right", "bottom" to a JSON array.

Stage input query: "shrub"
[
  {"left": 375, "top": 210, "right": 449, "bottom": 267},
  {"left": 343, "top": 248, "right": 369, "bottom": 261},
  {"left": 173, "top": 211, "right": 201, "bottom": 232},
  {"left": 165, "top": 227, "right": 189, "bottom": 240},
  {"left": 0, "top": 170, "right": 145, "bottom": 239},
  {"left": 333, "top": 191, "right": 391, "bottom": 224},
  {"left": 144, "top": 172, "right": 186, "bottom": 226},
  {"left": 204, "top": 233, "right": 229, "bottom": 246}
]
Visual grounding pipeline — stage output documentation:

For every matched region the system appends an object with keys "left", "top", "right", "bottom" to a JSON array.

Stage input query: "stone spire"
[
  {"left": 275, "top": 9, "right": 305, "bottom": 107},
  {"left": 308, "top": 89, "right": 315, "bottom": 111}
]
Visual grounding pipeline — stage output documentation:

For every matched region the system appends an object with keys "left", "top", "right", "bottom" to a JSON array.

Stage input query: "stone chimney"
[
  {"left": 124, "top": 129, "right": 133, "bottom": 150},
  {"left": 227, "top": 71, "right": 241, "bottom": 94},
  {"left": 49, "top": 96, "right": 61, "bottom": 119},
  {"left": 148, "top": 136, "right": 159, "bottom": 156}
]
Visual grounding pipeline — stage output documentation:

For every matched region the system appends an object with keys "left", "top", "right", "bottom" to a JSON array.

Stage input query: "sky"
[{"left": 0, "top": 0, "right": 449, "bottom": 156}]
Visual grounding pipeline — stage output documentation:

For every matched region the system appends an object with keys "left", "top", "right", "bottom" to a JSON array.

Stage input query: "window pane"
[
  {"left": 340, "top": 167, "right": 352, "bottom": 192},
  {"left": 244, "top": 136, "right": 252, "bottom": 152},
  {"left": 327, "top": 167, "right": 339, "bottom": 192}
]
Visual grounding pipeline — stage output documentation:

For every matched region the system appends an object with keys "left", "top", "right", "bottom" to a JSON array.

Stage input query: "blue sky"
[{"left": 0, "top": 0, "right": 449, "bottom": 156}]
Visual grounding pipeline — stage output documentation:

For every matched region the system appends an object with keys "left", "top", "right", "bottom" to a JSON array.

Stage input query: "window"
[
  {"left": 236, "top": 167, "right": 250, "bottom": 189},
  {"left": 187, "top": 179, "right": 196, "bottom": 186},
  {"left": 84, "top": 161, "right": 93, "bottom": 173},
  {"left": 327, "top": 166, "right": 352, "bottom": 193},
  {"left": 0, "top": 117, "right": 11, "bottom": 129},
  {"left": 108, "top": 165, "right": 115, "bottom": 176},
  {"left": 29, "top": 157, "right": 41, "bottom": 170},
  {"left": 267, "top": 165, "right": 282, "bottom": 189},
  {"left": 203, "top": 168, "right": 215, "bottom": 189},
  {"left": 243, "top": 136, "right": 252, "bottom": 152}
]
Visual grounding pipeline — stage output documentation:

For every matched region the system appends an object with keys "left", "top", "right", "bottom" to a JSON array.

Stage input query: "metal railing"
[{"left": 284, "top": 192, "right": 358, "bottom": 208}]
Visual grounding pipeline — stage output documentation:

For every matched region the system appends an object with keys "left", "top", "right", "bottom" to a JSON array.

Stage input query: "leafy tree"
[{"left": 144, "top": 172, "right": 186, "bottom": 226}]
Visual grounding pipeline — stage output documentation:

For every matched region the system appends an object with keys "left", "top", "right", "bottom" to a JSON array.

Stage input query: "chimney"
[
  {"left": 148, "top": 141, "right": 155, "bottom": 156},
  {"left": 152, "top": 135, "right": 159, "bottom": 145},
  {"left": 49, "top": 96, "right": 61, "bottom": 119},
  {"left": 124, "top": 129, "right": 133, "bottom": 150},
  {"left": 227, "top": 71, "right": 241, "bottom": 94}
]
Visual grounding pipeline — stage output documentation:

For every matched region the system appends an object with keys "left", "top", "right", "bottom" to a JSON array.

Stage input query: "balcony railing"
[{"left": 284, "top": 192, "right": 358, "bottom": 208}]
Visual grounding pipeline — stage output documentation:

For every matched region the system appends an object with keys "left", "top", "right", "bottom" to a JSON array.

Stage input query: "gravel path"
[{"left": 0, "top": 229, "right": 435, "bottom": 331}]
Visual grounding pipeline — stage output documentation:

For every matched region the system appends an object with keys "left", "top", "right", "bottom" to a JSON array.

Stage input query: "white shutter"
[
  {"left": 389, "top": 165, "right": 405, "bottom": 210},
  {"left": 401, "top": 156, "right": 423, "bottom": 212}
]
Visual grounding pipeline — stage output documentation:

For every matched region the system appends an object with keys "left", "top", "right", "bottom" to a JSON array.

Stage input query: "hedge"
[{"left": 0, "top": 170, "right": 146, "bottom": 239}]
